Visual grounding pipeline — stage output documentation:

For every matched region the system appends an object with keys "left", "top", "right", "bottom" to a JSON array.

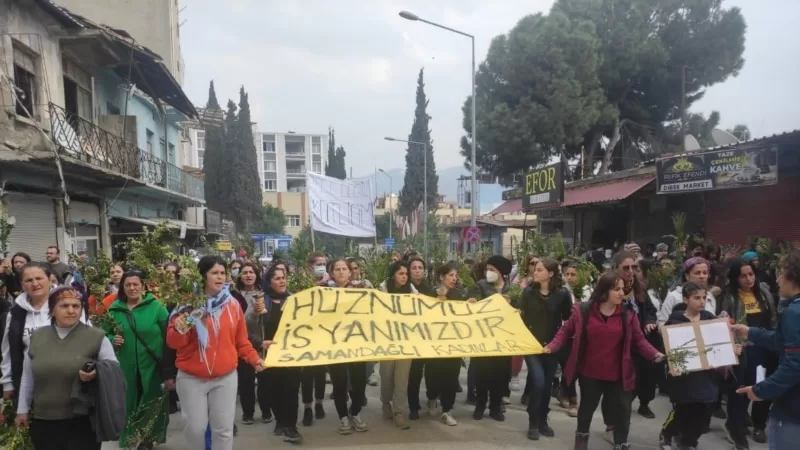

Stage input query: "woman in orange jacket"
[{"left": 167, "top": 256, "right": 263, "bottom": 450}]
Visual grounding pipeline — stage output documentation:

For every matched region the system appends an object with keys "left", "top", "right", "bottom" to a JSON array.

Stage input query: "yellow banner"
[
  {"left": 264, "top": 288, "right": 543, "bottom": 367},
  {"left": 215, "top": 241, "right": 232, "bottom": 251}
]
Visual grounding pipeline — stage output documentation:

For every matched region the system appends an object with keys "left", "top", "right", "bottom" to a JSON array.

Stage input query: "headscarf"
[
  {"left": 656, "top": 243, "right": 669, "bottom": 252},
  {"left": 743, "top": 251, "right": 759, "bottom": 262},
  {"left": 624, "top": 242, "right": 641, "bottom": 253},
  {"left": 684, "top": 256, "right": 710, "bottom": 273}
]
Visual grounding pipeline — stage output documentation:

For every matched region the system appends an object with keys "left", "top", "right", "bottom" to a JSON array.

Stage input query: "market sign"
[
  {"left": 656, "top": 145, "right": 778, "bottom": 194},
  {"left": 215, "top": 240, "right": 232, "bottom": 251},
  {"left": 501, "top": 162, "right": 565, "bottom": 208}
]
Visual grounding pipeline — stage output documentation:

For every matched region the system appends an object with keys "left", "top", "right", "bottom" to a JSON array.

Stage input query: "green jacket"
[{"left": 105, "top": 293, "right": 169, "bottom": 447}]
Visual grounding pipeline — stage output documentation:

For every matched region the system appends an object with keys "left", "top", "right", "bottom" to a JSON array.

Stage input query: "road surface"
[{"left": 104, "top": 369, "right": 767, "bottom": 449}]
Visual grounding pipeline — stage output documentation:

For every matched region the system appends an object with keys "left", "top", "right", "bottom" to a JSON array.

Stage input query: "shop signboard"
[
  {"left": 521, "top": 162, "right": 564, "bottom": 208},
  {"left": 501, "top": 163, "right": 565, "bottom": 207},
  {"left": 656, "top": 145, "right": 778, "bottom": 194}
]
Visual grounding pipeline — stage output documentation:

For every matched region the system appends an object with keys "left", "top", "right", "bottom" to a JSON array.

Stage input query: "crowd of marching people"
[{"left": 1, "top": 240, "right": 799, "bottom": 450}]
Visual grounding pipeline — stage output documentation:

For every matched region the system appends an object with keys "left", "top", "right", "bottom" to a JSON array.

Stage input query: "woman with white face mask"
[{"left": 470, "top": 255, "right": 513, "bottom": 422}]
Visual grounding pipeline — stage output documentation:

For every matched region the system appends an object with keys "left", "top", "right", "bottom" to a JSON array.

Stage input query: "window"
[
  {"left": 107, "top": 102, "right": 120, "bottom": 115},
  {"left": 264, "top": 160, "right": 277, "bottom": 172},
  {"left": 13, "top": 44, "right": 37, "bottom": 118},
  {"left": 312, "top": 162, "right": 322, "bottom": 173},
  {"left": 287, "top": 215, "right": 301, "bottom": 227},
  {"left": 262, "top": 134, "right": 276, "bottom": 152},
  {"left": 196, "top": 130, "right": 205, "bottom": 150},
  {"left": 168, "top": 143, "right": 175, "bottom": 163},
  {"left": 62, "top": 57, "right": 92, "bottom": 122},
  {"left": 198, "top": 156, "right": 204, "bottom": 169},
  {"left": 146, "top": 130, "right": 154, "bottom": 154},
  {"left": 312, "top": 136, "right": 321, "bottom": 154},
  {"left": 264, "top": 172, "right": 277, "bottom": 191},
  {"left": 160, "top": 138, "right": 167, "bottom": 159}
]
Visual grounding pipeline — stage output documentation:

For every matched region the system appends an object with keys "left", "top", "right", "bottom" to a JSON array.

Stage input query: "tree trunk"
[
  {"left": 581, "top": 131, "right": 602, "bottom": 179},
  {"left": 599, "top": 118, "right": 627, "bottom": 175}
]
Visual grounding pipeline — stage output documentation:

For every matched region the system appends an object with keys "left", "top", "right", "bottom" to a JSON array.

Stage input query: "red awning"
[
  {"left": 561, "top": 176, "right": 655, "bottom": 207},
  {"left": 489, "top": 199, "right": 522, "bottom": 215}
]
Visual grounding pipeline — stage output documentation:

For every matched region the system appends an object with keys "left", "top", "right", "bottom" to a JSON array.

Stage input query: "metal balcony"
[
  {"left": 285, "top": 167, "right": 306, "bottom": 178},
  {"left": 49, "top": 103, "right": 204, "bottom": 200}
]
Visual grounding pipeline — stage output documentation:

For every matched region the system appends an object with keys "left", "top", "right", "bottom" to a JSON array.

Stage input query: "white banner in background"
[{"left": 307, "top": 172, "right": 376, "bottom": 237}]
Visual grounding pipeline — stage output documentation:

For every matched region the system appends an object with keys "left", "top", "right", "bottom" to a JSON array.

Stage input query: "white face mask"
[
  {"left": 231, "top": 268, "right": 240, "bottom": 278},
  {"left": 485, "top": 270, "right": 499, "bottom": 283},
  {"left": 313, "top": 265, "right": 327, "bottom": 278}
]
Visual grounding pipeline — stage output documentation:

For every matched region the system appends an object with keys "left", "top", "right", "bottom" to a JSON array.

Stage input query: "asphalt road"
[{"left": 103, "top": 369, "right": 768, "bottom": 450}]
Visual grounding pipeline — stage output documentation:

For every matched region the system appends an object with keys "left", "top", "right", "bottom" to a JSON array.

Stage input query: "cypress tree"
[
  {"left": 398, "top": 68, "right": 438, "bottom": 217},
  {"left": 231, "top": 87, "right": 263, "bottom": 230},
  {"left": 202, "top": 81, "right": 227, "bottom": 216}
]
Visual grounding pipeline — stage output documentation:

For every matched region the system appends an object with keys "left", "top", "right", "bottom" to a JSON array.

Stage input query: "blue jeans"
[
  {"left": 768, "top": 418, "right": 800, "bottom": 450},
  {"left": 205, "top": 425, "right": 211, "bottom": 450},
  {"left": 525, "top": 354, "right": 558, "bottom": 426}
]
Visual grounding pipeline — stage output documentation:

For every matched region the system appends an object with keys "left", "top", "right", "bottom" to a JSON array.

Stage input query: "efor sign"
[{"left": 525, "top": 166, "right": 556, "bottom": 196}]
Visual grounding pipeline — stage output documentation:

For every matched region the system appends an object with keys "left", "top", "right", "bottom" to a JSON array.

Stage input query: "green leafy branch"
[
  {"left": 124, "top": 392, "right": 169, "bottom": 449},
  {"left": 666, "top": 337, "right": 711, "bottom": 376},
  {"left": 0, "top": 400, "right": 33, "bottom": 450}
]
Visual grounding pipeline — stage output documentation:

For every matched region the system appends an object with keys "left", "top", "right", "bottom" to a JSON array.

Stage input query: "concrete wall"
[
  {"left": 55, "top": 0, "right": 182, "bottom": 83},
  {"left": 1, "top": 0, "right": 66, "bottom": 144},
  {"left": 262, "top": 191, "right": 307, "bottom": 238}
]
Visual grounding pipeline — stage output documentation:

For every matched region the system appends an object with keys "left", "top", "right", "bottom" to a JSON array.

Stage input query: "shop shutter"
[
  {"left": 5, "top": 192, "right": 57, "bottom": 261},
  {"left": 705, "top": 177, "right": 800, "bottom": 246},
  {"left": 66, "top": 200, "right": 100, "bottom": 226}
]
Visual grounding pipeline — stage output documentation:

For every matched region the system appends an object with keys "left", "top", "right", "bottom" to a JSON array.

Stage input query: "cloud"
[{"left": 179, "top": 0, "right": 799, "bottom": 207}]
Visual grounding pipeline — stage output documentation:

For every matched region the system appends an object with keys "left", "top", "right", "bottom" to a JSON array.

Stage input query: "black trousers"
[
  {"left": 301, "top": 366, "right": 326, "bottom": 404},
  {"left": 557, "top": 341, "right": 577, "bottom": 398},
  {"left": 634, "top": 332, "right": 664, "bottom": 408},
  {"left": 408, "top": 359, "right": 426, "bottom": 412},
  {"left": 29, "top": 415, "right": 100, "bottom": 450},
  {"left": 264, "top": 367, "right": 301, "bottom": 429},
  {"left": 472, "top": 356, "right": 508, "bottom": 413},
  {"left": 329, "top": 362, "right": 366, "bottom": 419},
  {"left": 662, "top": 402, "right": 713, "bottom": 447},
  {"left": 238, "top": 361, "right": 270, "bottom": 417},
  {"left": 578, "top": 377, "right": 632, "bottom": 445},
  {"left": 425, "top": 358, "right": 461, "bottom": 412}
]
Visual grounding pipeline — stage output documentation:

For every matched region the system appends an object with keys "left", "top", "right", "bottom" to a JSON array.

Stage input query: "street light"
[
  {"left": 398, "top": 11, "right": 477, "bottom": 242},
  {"left": 384, "top": 136, "right": 428, "bottom": 262},
  {"left": 377, "top": 168, "right": 393, "bottom": 240}
]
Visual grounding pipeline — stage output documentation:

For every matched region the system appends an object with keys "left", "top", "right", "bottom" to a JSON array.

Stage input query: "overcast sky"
[{"left": 180, "top": 0, "right": 800, "bottom": 178}]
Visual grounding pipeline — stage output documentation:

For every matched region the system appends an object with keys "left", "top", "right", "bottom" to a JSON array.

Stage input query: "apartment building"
[{"left": 256, "top": 132, "right": 328, "bottom": 237}]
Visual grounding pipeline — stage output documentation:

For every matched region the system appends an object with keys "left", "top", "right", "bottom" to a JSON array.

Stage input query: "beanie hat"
[
  {"left": 486, "top": 255, "right": 512, "bottom": 277},
  {"left": 656, "top": 243, "right": 669, "bottom": 252},
  {"left": 743, "top": 251, "right": 759, "bottom": 262},
  {"left": 624, "top": 242, "right": 641, "bottom": 253}
]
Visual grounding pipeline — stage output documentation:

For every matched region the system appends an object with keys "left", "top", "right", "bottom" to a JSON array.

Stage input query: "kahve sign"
[{"left": 307, "top": 172, "right": 376, "bottom": 237}]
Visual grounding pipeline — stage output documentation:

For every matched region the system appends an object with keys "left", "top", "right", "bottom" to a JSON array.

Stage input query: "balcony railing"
[
  {"left": 49, "top": 103, "right": 204, "bottom": 200},
  {"left": 286, "top": 167, "right": 306, "bottom": 178}
]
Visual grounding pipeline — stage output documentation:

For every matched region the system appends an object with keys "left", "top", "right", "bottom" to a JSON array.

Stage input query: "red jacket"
[
  {"left": 167, "top": 300, "right": 261, "bottom": 379},
  {"left": 547, "top": 303, "right": 659, "bottom": 392}
]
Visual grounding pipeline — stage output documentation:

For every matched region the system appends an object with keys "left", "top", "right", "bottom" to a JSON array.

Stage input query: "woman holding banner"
[
  {"left": 250, "top": 266, "right": 303, "bottom": 443},
  {"left": 378, "top": 260, "right": 417, "bottom": 430},
  {"left": 471, "top": 255, "right": 513, "bottom": 422},
  {"left": 406, "top": 256, "right": 436, "bottom": 421},
  {"left": 424, "top": 262, "right": 475, "bottom": 426},
  {"left": 327, "top": 258, "right": 369, "bottom": 435}
]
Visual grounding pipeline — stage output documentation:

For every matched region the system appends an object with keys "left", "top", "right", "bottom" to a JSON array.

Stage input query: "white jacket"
[
  {"left": 657, "top": 287, "right": 716, "bottom": 326},
  {"left": 378, "top": 280, "right": 418, "bottom": 294},
  {"left": 1, "top": 292, "right": 89, "bottom": 393}
]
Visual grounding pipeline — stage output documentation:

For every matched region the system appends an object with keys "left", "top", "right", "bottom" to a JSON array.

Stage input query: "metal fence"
[{"left": 49, "top": 103, "right": 204, "bottom": 199}]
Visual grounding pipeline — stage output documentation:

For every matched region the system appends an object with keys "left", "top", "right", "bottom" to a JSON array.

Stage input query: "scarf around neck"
[{"left": 170, "top": 283, "right": 235, "bottom": 373}]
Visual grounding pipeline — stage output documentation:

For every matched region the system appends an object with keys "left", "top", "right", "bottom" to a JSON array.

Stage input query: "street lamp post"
[
  {"left": 384, "top": 137, "right": 427, "bottom": 262},
  {"left": 377, "top": 168, "right": 393, "bottom": 240},
  {"left": 399, "top": 10, "right": 477, "bottom": 249}
]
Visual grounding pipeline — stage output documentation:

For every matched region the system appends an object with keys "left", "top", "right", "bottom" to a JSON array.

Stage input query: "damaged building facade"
[{"left": 0, "top": 0, "right": 206, "bottom": 260}]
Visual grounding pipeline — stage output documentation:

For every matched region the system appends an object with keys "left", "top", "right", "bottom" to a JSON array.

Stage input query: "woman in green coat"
[{"left": 104, "top": 271, "right": 171, "bottom": 450}]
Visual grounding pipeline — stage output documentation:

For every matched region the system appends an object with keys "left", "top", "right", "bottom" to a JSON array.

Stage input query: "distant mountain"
[{"left": 368, "top": 166, "right": 507, "bottom": 214}]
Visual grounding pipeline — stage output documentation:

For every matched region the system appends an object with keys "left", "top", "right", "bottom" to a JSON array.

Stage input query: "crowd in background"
[{"left": 1, "top": 238, "right": 799, "bottom": 450}]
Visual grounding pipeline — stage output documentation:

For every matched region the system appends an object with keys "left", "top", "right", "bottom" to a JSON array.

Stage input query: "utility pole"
[{"left": 681, "top": 65, "right": 687, "bottom": 149}]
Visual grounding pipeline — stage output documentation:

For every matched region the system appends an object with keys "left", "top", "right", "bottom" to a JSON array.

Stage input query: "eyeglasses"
[{"left": 621, "top": 265, "right": 640, "bottom": 272}]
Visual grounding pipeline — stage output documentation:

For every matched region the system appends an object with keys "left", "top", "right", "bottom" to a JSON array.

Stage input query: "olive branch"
[
  {"left": 124, "top": 392, "right": 169, "bottom": 449},
  {"left": 666, "top": 337, "right": 711, "bottom": 376},
  {"left": 0, "top": 399, "right": 33, "bottom": 450}
]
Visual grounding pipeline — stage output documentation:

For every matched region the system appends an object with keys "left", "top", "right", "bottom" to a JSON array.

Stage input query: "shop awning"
[
  {"left": 489, "top": 199, "right": 522, "bottom": 215},
  {"left": 561, "top": 175, "right": 655, "bottom": 207}
]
